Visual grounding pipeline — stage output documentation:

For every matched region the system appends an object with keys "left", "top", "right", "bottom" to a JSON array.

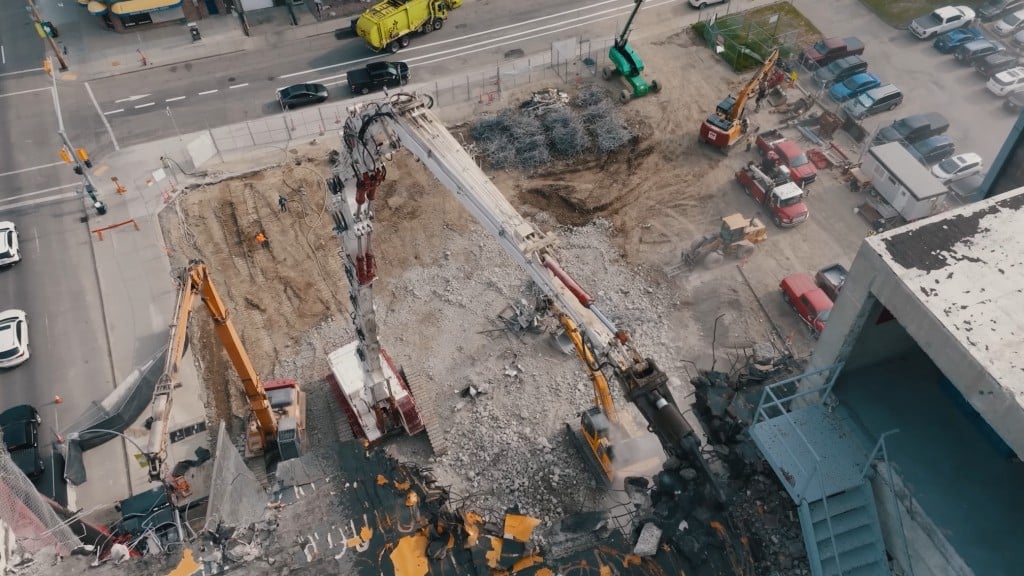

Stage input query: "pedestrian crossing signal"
[
  {"left": 76, "top": 148, "right": 93, "bottom": 168},
  {"left": 43, "top": 59, "right": 52, "bottom": 75}
]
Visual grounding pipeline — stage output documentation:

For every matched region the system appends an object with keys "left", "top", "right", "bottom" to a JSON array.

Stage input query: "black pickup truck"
[{"left": 347, "top": 61, "right": 410, "bottom": 95}]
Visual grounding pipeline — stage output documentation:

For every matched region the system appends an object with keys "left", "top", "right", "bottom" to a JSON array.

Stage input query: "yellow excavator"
[
  {"left": 145, "top": 259, "right": 306, "bottom": 487},
  {"left": 560, "top": 313, "right": 618, "bottom": 482}
]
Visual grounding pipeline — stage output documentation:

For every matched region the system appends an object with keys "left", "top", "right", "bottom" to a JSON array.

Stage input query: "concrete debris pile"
[
  {"left": 377, "top": 218, "right": 688, "bottom": 525},
  {"left": 469, "top": 84, "right": 634, "bottom": 169}
]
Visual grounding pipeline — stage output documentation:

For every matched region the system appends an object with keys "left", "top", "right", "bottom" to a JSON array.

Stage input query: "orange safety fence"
[{"left": 91, "top": 218, "right": 140, "bottom": 241}]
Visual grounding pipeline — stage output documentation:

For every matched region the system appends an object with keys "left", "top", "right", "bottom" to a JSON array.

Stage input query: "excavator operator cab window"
[
  {"left": 581, "top": 407, "right": 610, "bottom": 440},
  {"left": 268, "top": 387, "right": 296, "bottom": 409}
]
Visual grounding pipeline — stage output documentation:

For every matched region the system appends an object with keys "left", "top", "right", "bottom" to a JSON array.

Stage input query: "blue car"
[
  {"left": 933, "top": 28, "right": 985, "bottom": 53},
  {"left": 829, "top": 72, "right": 882, "bottom": 102}
]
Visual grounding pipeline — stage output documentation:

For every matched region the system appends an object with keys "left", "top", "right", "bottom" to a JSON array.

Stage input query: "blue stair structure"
[{"left": 748, "top": 365, "right": 893, "bottom": 576}]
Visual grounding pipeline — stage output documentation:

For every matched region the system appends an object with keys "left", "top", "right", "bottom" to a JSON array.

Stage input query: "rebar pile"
[{"left": 470, "top": 84, "right": 633, "bottom": 170}]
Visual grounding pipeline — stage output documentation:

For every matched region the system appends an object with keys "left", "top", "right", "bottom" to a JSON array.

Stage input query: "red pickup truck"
[
  {"left": 781, "top": 273, "right": 834, "bottom": 338},
  {"left": 799, "top": 37, "right": 866, "bottom": 69},
  {"left": 755, "top": 129, "right": 817, "bottom": 187}
]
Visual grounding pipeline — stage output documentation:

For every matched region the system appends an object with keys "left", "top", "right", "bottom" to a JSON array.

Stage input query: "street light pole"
[
  {"left": 48, "top": 58, "right": 106, "bottom": 215},
  {"left": 25, "top": 0, "right": 68, "bottom": 72}
]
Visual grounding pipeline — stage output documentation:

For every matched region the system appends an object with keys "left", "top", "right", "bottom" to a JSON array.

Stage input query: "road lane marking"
[
  {"left": 0, "top": 191, "right": 79, "bottom": 213},
  {"left": 114, "top": 94, "right": 151, "bottom": 103},
  {"left": 104, "top": 108, "right": 124, "bottom": 115},
  {"left": 0, "top": 86, "right": 51, "bottom": 99},
  {"left": 309, "top": 0, "right": 680, "bottom": 85},
  {"left": 229, "top": 83, "right": 249, "bottom": 89},
  {"left": 279, "top": 0, "right": 624, "bottom": 79},
  {"left": 0, "top": 68, "right": 44, "bottom": 77},
  {"left": 0, "top": 183, "right": 79, "bottom": 203},
  {"left": 134, "top": 102, "right": 155, "bottom": 109},
  {"left": 197, "top": 89, "right": 218, "bottom": 95},
  {"left": 0, "top": 162, "right": 65, "bottom": 178},
  {"left": 84, "top": 82, "right": 120, "bottom": 151},
  {"left": 1, "top": 45, "right": 5, "bottom": 65},
  {"left": 166, "top": 96, "right": 187, "bottom": 102}
]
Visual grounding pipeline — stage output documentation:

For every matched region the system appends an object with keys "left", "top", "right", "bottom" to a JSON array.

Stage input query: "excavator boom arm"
[
  {"left": 144, "top": 260, "right": 276, "bottom": 482},
  {"left": 559, "top": 314, "right": 617, "bottom": 424},
  {"left": 729, "top": 49, "right": 780, "bottom": 122}
]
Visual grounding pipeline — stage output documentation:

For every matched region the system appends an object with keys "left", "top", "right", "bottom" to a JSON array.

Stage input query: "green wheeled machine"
[{"left": 602, "top": 0, "right": 659, "bottom": 103}]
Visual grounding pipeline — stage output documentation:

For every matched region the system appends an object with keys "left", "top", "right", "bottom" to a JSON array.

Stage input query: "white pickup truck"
[{"left": 909, "top": 5, "right": 976, "bottom": 39}]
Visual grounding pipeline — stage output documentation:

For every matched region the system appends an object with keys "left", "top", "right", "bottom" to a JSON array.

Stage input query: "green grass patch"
[
  {"left": 861, "top": 0, "right": 986, "bottom": 28},
  {"left": 692, "top": 1, "right": 821, "bottom": 70}
]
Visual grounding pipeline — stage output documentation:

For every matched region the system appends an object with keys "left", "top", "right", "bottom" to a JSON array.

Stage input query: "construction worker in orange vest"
[{"left": 255, "top": 231, "right": 269, "bottom": 250}]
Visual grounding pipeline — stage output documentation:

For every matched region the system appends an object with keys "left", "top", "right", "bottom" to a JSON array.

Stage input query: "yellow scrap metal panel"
[
  {"left": 502, "top": 513, "right": 541, "bottom": 543},
  {"left": 391, "top": 533, "right": 430, "bottom": 576}
]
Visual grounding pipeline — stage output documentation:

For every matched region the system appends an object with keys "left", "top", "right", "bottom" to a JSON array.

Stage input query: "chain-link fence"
[
  {"left": 185, "top": 40, "right": 616, "bottom": 161},
  {"left": 694, "top": 7, "right": 801, "bottom": 71},
  {"left": 0, "top": 444, "right": 82, "bottom": 556}
]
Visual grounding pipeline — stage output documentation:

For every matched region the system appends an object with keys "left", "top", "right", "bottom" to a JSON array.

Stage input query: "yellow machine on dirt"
[
  {"left": 559, "top": 313, "right": 618, "bottom": 482},
  {"left": 145, "top": 259, "right": 306, "bottom": 484},
  {"left": 356, "top": 0, "right": 462, "bottom": 53},
  {"left": 698, "top": 49, "right": 780, "bottom": 150},
  {"left": 682, "top": 213, "right": 767, "bottom": 270}
]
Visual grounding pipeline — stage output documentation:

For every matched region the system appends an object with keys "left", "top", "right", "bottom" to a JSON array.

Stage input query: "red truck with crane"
[{"left": 735, "top": 161, "right": 809, "bottom": 228}]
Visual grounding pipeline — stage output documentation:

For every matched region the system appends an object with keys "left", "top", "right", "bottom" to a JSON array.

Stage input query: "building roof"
[
  {"left": 869, "top": 142, "right": 948, "bottom": 201},
  {"left": 867, "top": 187, "right": 1024, "bottom": 409}
]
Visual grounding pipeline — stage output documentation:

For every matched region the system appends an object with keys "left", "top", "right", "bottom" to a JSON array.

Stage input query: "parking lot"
[{"left": 795, "top": 0, "right": 1017, "bottom": 164}]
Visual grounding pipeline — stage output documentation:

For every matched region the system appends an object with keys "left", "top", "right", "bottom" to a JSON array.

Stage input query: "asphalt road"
[
  {"left": 85, "top": 0, "right": 683, "bottom": 147},
  {"left": 1, "top": 18, "right": 112, "bottom": 504}
]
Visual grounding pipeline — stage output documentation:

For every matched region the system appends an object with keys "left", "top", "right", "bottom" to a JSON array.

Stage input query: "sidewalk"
[
  {"left": 68, "top": 136, "right": 214, "bottom": 522},
  {"left": 34, "top": 0, "right": 359, "bottom": 82}
]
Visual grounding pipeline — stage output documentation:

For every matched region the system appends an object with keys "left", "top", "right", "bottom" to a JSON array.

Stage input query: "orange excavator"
[
  {"left": 699, "top": 49, "right": 780, "bottom": 151},
  {"left": 144, "top": 259, "right": 305, "bottom": 486}
]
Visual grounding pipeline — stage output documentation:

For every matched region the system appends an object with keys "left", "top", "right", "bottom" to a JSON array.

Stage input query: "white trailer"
[{"left": 862, "top": 142, "right": 948, "bottom": 222}]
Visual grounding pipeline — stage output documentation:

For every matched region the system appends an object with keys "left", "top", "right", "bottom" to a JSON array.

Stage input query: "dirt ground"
[{"left": 156, "top": 25, "right": 878, "bottom": 571}]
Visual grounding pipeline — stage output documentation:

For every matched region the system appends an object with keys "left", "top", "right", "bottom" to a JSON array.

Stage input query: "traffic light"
[
  {"left": 40, "top": 21, "right": 56, "bottom": 38},
  {"left": 59, "top": 147, "right": 72, "bottom": 164},
  {"left": 76, "top": 148, "right": 93, "bottom": 168}
]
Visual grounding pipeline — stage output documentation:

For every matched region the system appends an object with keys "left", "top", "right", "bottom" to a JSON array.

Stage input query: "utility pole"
[
  {"left": 26, "top": 0, "right": 68, "bottom": 71},
  {"left": 48, "top": 58, "right": 106, "bottom": 215}
]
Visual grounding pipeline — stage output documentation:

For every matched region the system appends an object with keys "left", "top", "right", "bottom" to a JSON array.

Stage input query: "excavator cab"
[{"left": 577, "top": 407, "right": 614, "bottom": 481}]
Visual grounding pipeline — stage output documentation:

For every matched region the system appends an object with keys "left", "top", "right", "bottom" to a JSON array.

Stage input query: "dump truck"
[{"left": 355, "top": 0, "right": 462, "bottom": 53}]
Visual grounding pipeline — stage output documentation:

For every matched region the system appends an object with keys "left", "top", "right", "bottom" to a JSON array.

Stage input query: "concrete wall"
[{"left": 843, "top": 301, "right": 917, "bottom": 371}]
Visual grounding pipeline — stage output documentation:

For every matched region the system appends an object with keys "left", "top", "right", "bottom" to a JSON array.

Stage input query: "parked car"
[
  {"left": 910, "top": 5, "right": 976, "bottom": 39},
  {"left": 812, "top": 55, "right": 868, "bottom": 88},
  {"left": 688, "top": 0, "right": 728, "bottom": 7},
  {"left": 0, "top": 405, "right": 44, "bottom": 480},
  {"left": 931, "top": 153, "right": 984, "bottom": 183},
  {"left": 954, "top": 39, "right": 1005, "bottom": 64},
  {"left": 987, "top": 66, "right": 1024, "bottom": 95},
  {"left": 978, "top": 0, "right": 1024, "bottom": 22},
  {"left": 906, "top": 135, "right": 957, "bottom": 165},
  {"left": 799, "top": 37, "right": 866, "bottom": 69},
  {"left": 842, "top": 84, "right": 904, "bottom": 120},
  {"left": 275, "top": 83, "right": 329, "bottom": 110},
  {"left": 829, "top": 72, "right": 882, "bottom": 102},
  {"left": 347, "top": 61, "right": 409, "bottom": 95},
  {"left": 0, "top": 221, "right": 21, "bottom": 267},
  {"left": 975, "top": 52, "right": 1019, "bottom": 77},
  {"left": 933, "top": 27, "right": 985, "bottom": 52},
  {"left": 780, "top": 273, "right": 833, "bottom": 338},
  {"left": 874, "top": 112, "right": 950, "bottom": 145},
  {"left": 1015, "top": 28, "right": 1024, "bottom": 47},
  {"left": 948, "top": 173, "right": 986, "bottom": 203},
  {"left": 993, "top": 8, "right": 1024, "bottom": 35},
  {"left": 0, "top": 309, "right": 29, "bottom": 369},
  {"left": 1004, "top": 87, "right": 1024, "bottom": 110}
]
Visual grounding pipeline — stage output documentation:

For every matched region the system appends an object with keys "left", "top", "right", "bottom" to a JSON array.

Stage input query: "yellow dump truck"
[{"left": 356, "top": 0, "right": 462, "bottom": 53}]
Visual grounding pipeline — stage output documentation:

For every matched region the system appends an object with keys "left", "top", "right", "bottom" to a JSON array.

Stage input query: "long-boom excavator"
[
  {"left": 323, "top": 93, "right": 726, "bottom": 557},
  {"left": 145, "top": 259, "right": 305, "bottom": 484},
  {"left": 699, "top": 48, "right": 780, "bottom": 150}
]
